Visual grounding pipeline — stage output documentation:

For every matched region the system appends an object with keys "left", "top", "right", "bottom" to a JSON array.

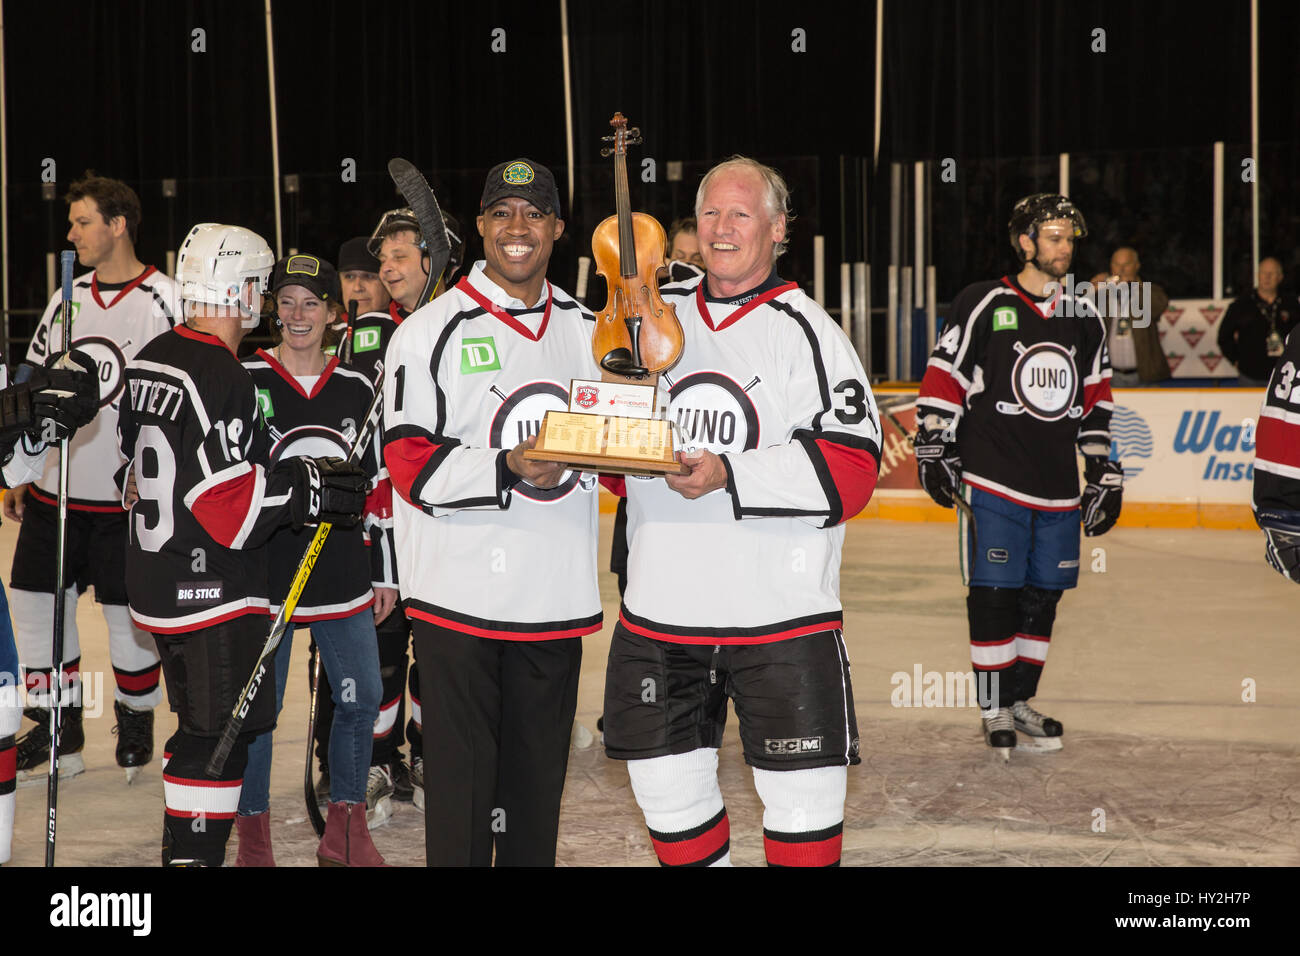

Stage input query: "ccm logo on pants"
[{"left": 765, "top": 736, "right": 823, "bottom": 755}]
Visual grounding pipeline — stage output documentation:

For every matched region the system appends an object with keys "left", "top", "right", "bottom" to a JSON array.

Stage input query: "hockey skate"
[
  {"left": 15, "top": 707, "right": 85, "bottom": 786},
  {"left": 315, "top": 762, "right": 331, "bottom": 808},
  {"left": 1011, "top": 700, "right": 1063, "bottom": 752},
  {"left": 980, "top": 707, "right": 1016, "bottom": 761},
  {"left": 390, "top": 754, "right": 414, "bottom": 803},
  {"left": 112, "top": 701, "right": 155, "bottom": 783},
  {"left": 410, "top": 756, "right": 424, "bottom": 812},
  {"left": 365, "top": 763, "right": 395, "bottom": 827}
]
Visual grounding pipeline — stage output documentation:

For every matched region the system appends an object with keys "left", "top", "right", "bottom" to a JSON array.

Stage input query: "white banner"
[
  {"left": 1161, "top": 299, "right": 1234, "bottom": 378},
  {"left": 1110, "top": 388, "right": 1263, "bottom": 506}
]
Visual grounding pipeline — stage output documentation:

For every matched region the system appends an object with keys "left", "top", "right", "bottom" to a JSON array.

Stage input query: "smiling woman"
[
  {"left": 235, "top": 252, "right": 398, "bottom": 866},
  {"left": 270, "top": 255, "right": 344, "bottom": 370}
]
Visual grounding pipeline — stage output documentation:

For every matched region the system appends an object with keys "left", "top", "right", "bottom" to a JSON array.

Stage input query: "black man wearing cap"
[{"left": 382, "top": 158, "right": 601, "bottom": 866}]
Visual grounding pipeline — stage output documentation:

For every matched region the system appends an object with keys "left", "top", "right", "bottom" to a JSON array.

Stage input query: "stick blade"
[{"left": 387, "top": 158, "right": 451, "bottom": 306}]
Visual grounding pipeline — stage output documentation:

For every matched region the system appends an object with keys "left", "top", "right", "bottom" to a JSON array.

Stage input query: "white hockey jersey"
[
  {"left": 382, "top": 262, "right": 602, "bottom": 640},
  {"left": 616, "top": 273, "right": 882, "bottom": 645},
  {"left": 26, "top": 266, "right": 179, "bottom": 509}
]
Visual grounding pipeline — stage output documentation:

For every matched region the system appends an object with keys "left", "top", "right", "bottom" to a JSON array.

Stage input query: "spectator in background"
[
  {"left": 666, "top": 217, "right": 704, "bottom": 271},
  {"left": 1090, "top": 246, "right": 1169, "bottom": 386},
  {"left": 1218, "top": 257, "right": 1299, "bottom": 386},
  {"left": 337, "top": 236, "right": 392, "bottom": 319}
]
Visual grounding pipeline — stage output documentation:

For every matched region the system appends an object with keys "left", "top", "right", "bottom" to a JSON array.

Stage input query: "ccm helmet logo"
[{"left": 216, "top": 249, "right": 243, "bottom": 256}]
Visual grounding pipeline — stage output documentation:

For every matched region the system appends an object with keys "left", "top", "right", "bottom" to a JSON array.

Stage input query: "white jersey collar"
[{"left": 465, "top": 260, "right": 549, "bottom": 311}]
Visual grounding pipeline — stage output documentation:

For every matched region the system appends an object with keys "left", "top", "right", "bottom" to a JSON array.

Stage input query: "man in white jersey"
[
  {"left": 602, "top": 157, "right": 881, "bottom": 866},
  {"left": 5, "top": 174, "right": 179, "bottom": 784},
  {"left": 383, "top": 158, "right": 601, "bottom": 866}
]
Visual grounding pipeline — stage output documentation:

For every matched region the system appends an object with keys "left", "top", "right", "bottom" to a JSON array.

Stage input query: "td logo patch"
[
  {"left": 503, "top": 162, "right": 534, "bottom": 185},
  {"left": 353, "top": 326, "right": 382, "bottom": 353},
  {"left": 461, "top": 337, "right": 501, "bottom": 373},
  {"left": 993, "top": 307, "right": 1018, "bottom": 331},
  {"left": 256, "top": 388, "right": 274, "bottom": 418}
]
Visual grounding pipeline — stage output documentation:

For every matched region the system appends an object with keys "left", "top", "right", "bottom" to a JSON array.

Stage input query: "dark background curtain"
[{"left": 4, "top": 0, "right": 1297, "bottom": 340}]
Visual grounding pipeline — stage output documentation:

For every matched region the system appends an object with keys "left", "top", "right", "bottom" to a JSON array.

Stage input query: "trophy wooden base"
[
  {"left": 524, "top": 445, "right": 687, "bottom": 476},
  {"left": 524, "top": 407, "right": 687, "bottom": 477}
]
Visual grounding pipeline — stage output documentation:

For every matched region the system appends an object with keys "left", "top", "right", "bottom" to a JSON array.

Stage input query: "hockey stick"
[
  {"left": 303, "top": 644, "right": 325, "bottom": 835},
  {"left": 387, "top": 158, "right": 451, "bottom": 307},
  {"left": 45, "top": 250, "right": 75, "bottom": 867},
  {"left": 339, "top": 298, "right": 358, "bottom": 365},
  {"left": 206, "top": 363, "right": 386, "bottom": 778},
  {"left": 879, "top": 401, "right": 978, "bottom": 544}
]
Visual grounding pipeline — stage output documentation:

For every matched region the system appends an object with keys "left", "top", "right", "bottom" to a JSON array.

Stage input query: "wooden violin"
[{"left": 591, "top": 112, "right": 683, "bottom": 378}]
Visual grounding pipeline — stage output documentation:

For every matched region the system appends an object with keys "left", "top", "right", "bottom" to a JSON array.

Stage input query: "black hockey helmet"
[
  {"left": 1008, "top": 193, "right": 1087, "bottom": 262},
  {"left": 367, "top": 207, "right": 424, "bottom": 257}
]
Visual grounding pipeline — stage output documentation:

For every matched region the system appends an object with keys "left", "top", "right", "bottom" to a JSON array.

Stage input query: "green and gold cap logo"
[{"left": 503, "top": 162, "right": 535, "bottom": 185}]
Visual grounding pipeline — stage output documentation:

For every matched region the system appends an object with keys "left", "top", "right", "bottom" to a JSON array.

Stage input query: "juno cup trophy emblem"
[{"left": 525, "top": 112, "right": 688, "bottom": 476}]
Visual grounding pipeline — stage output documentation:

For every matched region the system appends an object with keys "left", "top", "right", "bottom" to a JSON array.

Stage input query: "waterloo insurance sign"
[{"left": 870, "top": 388, "right": 1264, "bottom": 529}]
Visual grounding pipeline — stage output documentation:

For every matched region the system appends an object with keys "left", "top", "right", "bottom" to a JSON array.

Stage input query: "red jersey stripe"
[
  {"left": 814, "top": 439, "right": 878, "bottom": 523},
  {"left": 1256, "top": 414, "right": 1300, "bottom": 469},
  {"left": 619, "top": 610, "right": 841, "bottom": 646},
  {"left": 1081, "top": 378, "right": 1113, "bottom": 416},
  {"left": 919, "top": 365, "right": 967, "bottom": 407},
  {"left": 384, "top": 435, "right": 441, "bottom": 505},
  {"left": 406, "top": 606, "right": 603, "bottom": 641},
  {"left": 191, "top": 470, "right": 259, "bottom": 548}
]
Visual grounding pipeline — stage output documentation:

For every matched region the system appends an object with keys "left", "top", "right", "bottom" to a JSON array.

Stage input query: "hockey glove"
[
  {"left": 1081, "top": 456, "right": 1124, "bottom": 536},
  {"left": 2, "top": 351, "right": 100, "bottom": 444},
  {"left": 1256, "top": 510, "right": 1300, "bottom": 584},
  {"left": 915, "top": 425, "right": 962, "bottom": 508},
  {"left": 286, "top": 456, "right": 369, "bottom": 528}
]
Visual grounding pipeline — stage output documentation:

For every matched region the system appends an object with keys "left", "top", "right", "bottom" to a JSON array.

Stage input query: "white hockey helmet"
[{"left": 176, "top": 223, "right": 275, "bottom": 328}]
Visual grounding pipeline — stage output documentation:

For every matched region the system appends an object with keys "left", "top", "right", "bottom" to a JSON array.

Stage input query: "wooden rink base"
[{"left": 5, "top": 509, "right": 1296, "bottom": 866}]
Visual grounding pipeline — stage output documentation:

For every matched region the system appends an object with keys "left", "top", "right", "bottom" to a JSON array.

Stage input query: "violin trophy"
[
  {"left": 523, "top": 112, "right": 687, "bottom": 476},
  {"left": 590, "top": 112, "right": 684, "bottom": 379}
]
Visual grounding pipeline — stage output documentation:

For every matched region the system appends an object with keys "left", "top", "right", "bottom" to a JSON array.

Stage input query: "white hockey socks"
[
  {"left": 626, "top": 748, "right": 731, "bottom": 866},
  {"left": 0, "top": 681, "right": 20, "bottom": 863},
  {"left": 753, "top": 765, "right": 848, "bottom": 866},
  {"left": 10, "top": 588, "right": 81, "bottom": 709},
  {"left": 102, "top": 604, "right": 161, "bottom": 710}
]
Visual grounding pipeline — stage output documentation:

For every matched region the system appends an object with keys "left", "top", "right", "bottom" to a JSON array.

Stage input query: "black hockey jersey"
[
  {"left": 333, "top": 307, "right": 401, "bottom": 385},
  {"left": 244, "top": 349, "right": 393, "bottom": 619},
  {"left": 382, "top": 262, "right": 602, "bottom": 641},
  {"left": 118, "top": 326, "right": 297, "bottom": 634},
  {"left": 27, "top": 266, "right": 179, "bottom": 510},
  {"left": 611, "top": 272, "right": 881, "bottom": 645},
  {"left": 918, "top": 275, "right": 1113, "bottom": 510},
  {"left": 1253, "top": 329, "right": 1300, "bottom": 513}
]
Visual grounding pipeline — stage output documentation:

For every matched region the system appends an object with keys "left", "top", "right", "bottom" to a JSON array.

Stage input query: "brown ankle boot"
[
  {"left": 234, "top": 811, "right": 275, "bottom": 867},
  {"left": 317, "top": 801, "right": 389, "bottom": 867}
]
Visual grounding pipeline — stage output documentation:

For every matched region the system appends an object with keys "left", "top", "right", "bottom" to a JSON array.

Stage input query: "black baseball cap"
[
  {"left": 337, "top": 236, "right": 380, "bottom": 274},
  {"left": 480, "top": 159, "right": 561, "bottom": 216},
  {"left": 270, "top": 254, "right": 341, "bottom": 302}
]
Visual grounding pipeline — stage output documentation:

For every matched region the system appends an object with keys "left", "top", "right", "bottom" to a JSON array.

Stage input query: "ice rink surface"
[{"left": 6, "top": 511, "right": 1298, "bottom": 867}]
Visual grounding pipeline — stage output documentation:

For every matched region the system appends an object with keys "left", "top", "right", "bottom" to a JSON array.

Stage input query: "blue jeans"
[{"left": 238, "top": 610, "right": 382, "bottom": 814}]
